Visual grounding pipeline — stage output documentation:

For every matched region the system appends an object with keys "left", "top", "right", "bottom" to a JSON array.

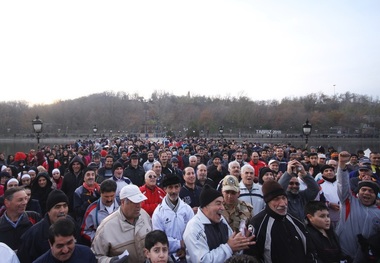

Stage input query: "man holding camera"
[{"left": 278, "top": 160, "right": 319, "bottom": 220}]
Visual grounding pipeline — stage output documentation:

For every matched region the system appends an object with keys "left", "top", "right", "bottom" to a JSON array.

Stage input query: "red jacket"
[
  {"left": 248, "top": 160, "right": 267, "bottom": 177},
  {"left": 139, "top": 184, "right": 166, "bottom": 217}
]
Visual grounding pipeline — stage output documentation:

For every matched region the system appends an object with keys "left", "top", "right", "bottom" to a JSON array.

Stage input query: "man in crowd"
[
  {"left": 123, "top": 153, "right": 145, "bottom": 187},
  {"left": 143, "top": 151, "right": 156, "bottom": 172},
  {"left": 81, "top": 180, "right": 119, "bottom": 245},
  {"left": 17, "top": 189, "right": 72, "bottom": 263},
  {"left": 183, "top": 185, "right": 255, "bottom": 263},
  {"left": 245, "top": 180, "right": 316, "bottom": 262},
  {"left": 336, "top": 151, "right": 380, "bottom": 262},
  {"left": 278, "top": 160, "right": 319, "bottom": 220},
  {"left": 34, "top": 218, "right": 96, "bottom": 263},
  {"left": 96, "top": 155, "right": 114, "bottom": 183},
  {"left": 152, "top": 174, "right": 194, "bottom": 262},
  {"left": 221, "top": 175, "right": 253, "bottom": 232},
  {"left": 248, "top": 151, "right": 267, "bottom": 178},
  {"left": 61, "top": 155, "right": 86, "bottom": 217},
  {"left": 0, "top": 187, "right": 41, "bottom": 250},
  {"left": 239, "top": 164, "right": 264, "bottom": 216},
  {"left": 91, "top": 184, "right": 152, "bottom": 262},
  {"left": 196, "top": 164, "right": 216, "bottom": 188},
  {"left": 179, "top": 167, "right": 202, "bottom": 214},
  {"left": 140, "top": 170, "right": 166, "bottom": 217}
]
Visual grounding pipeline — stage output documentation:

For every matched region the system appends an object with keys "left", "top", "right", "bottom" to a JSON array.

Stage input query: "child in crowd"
[
  {"left": 304, "top": 201, "right": 348, "bottom": 263},
  {"left": 144, "top": 230, "right": 173, "bottom": 263}
]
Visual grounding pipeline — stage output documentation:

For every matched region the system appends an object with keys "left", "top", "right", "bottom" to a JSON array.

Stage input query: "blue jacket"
[{"left": 33, "top": 244, "right": 96, "bottom": 263}]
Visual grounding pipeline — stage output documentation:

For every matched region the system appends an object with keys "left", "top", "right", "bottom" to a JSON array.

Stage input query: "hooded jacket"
[{"left": 61, "top": 156, "right": 85, "bottom": 217}]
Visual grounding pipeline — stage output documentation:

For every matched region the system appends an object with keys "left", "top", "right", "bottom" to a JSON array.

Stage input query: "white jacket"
[
  {"left": 183, "top": 209, "right": 233, "bottom": 263},
  {"left": 152, "top": 196, "right": 194, "bottom": 254}
]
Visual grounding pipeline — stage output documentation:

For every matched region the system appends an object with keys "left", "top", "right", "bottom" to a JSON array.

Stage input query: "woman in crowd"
[{"left": 31, "top": 172, "right": 53, "bottom": 215}]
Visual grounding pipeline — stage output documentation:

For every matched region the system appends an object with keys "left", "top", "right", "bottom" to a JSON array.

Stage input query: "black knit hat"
[
  {"left": 320, "top": 165, "right": 335, "bottom": 173},
  {"left": 199, "top": 185, "right": 223, "bottom": 208},
  {"left": 112, "top": 162, "right": 123, "bottom": 173},
  {"left": 46, "top": 189, "right": 69, "bottom": 212},
  {"left": 259, "top": 167, "right": 273, "bottom": 185},
  {"left": 262, "top": 180, "right": 286, "bottom": 203},
  {"left": 161, "top": 174, "right": 180, "bottom": 188},
  {"left": 358, "top": 181, "right": 379, "bottom": 196}
]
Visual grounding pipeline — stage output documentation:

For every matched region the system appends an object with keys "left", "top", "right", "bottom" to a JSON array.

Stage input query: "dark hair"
[
  {"left": 100, "top": 179, "right": 117, "bottom": 193},
  {"left": 48, "top": 218, "right": 75, "bottom": 245},
  {"left": 308, "top": 152, "right": 318, "bottom": 157},
  {"left": 4, "top": 186, "right": 25, "bottom": 201},
  {"left": 224, "top": 254, "right": 259, "bottom": 263},
  {"left": 144, "top": 230, "right": 168, "bottom": 250},
  {"left": 304, "top": 201, "right": 328, "bottom": 220}
]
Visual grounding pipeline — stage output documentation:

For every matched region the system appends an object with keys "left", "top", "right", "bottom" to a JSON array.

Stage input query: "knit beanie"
[
  {"left": 199, "top": 184, "right": 222, "bottom": 208},
  {"left": 262, "top": 180, "right": 286, "bottom": 203},
  {"left": 358, "top": 181, "right": 379, "bottom": 196},
  {"left": 259, "top": 167, "right": 273, "bottom": 185},
  {"left": 112, "top": 162, "right": 123, "bottom": 173},
  {"left": 161, "top": 174, "right": 180, "bottom": 188},
  {"left": 46, "top": 189, "right": 69, "bottom": 212}
]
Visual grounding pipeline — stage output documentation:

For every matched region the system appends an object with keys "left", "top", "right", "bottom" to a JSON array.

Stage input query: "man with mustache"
[
  {"left": 183, "top": 185, "right": 255, "bottom": 263},
  {"left": 152, "top": 174, "right": 194, "bottom": 262},
  {"left": 17, "top": 189, "right": 77, "bottom": 263},
  {"left": 80, "top": 180, "right": 119, "bottom": 246},
  {"left": 245, "top": 180, "right": 316, "bottom": 263},
  {"left": 33, "top": 218, "right": 96, "bottom": 263},
  {"left": 92, "top": 184, "right": 152, "bottom": 262}
]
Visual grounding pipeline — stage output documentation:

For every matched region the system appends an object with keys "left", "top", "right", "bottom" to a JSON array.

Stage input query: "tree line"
[{"left": 1, "top": 91, "right": 379, "bottom": 138}]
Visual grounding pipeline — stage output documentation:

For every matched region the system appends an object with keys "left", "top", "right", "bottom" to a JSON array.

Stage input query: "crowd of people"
[{"left": 0, "top": 136, "right": 379, "bottom": 263}]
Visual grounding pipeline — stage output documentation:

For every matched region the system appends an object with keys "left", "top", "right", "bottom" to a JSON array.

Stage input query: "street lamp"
[
  {"left": 32, "top": 115, "right": 43, "bottom": 150},
  {"left": 302, "top": 119, "right": 312, "bottom": 149},
  {"left": 93, "top": 125, "right": 98, "bottom": 136},
  {"left": 219, "top": 126, "right": 224, "bottom": 139}
]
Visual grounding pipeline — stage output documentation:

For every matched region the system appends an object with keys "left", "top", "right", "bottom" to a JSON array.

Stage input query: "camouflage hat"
[{"left": 222, "top": 175, "right": 240, "bottom": 192}]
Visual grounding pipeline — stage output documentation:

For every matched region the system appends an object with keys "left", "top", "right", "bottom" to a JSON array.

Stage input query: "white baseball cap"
[{"left": 119, "top": 184, "right": 147, "bottom": 203}]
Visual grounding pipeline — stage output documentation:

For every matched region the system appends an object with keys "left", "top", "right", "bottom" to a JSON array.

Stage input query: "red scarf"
[{"left": 83, "top": 182, "right": 100, "bottom": 195}]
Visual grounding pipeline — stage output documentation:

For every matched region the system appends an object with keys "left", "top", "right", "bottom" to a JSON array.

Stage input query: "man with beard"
[
  {"left": 143, "top": 151, "right": 156, "bottom": 172},
  {"left": 245, "top": 180, "right": 316, "bottom": 263},
  {"left": 61, "top": 156, "right": 85, "bottom": 218},
  {"left": 278, "top": 160, "right": 319, "bottom": 221},
  {"left": 336, "top": 151, "right": 380, "bottom": 262},
  {"left": 152, "top": 174, "right": 194, "bottom": 262},
  {"left": 17, "top": 189, "right": 76, "bottom": 263},
  {"left": 183, "top": 185, "right": 255, "bottom": 263}
]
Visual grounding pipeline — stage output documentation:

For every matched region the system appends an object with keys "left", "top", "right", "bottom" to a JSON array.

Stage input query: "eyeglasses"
[
  {"left": 289, "top": 182, "right": 300, "bottom": 186},
  {"left": 148, "top": 175, "right": 157, "bottom": 179}
]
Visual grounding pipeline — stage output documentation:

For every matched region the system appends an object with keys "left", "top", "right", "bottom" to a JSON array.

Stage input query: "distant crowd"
[{"left": 0, "top": 136, "right": 380, "bottom": 263}]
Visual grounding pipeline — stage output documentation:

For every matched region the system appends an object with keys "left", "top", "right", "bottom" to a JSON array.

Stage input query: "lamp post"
[
  {"left": 219, "top": 126, "right": 224, "bottom": 139},
  {"left": 93, "top": 125, "right": 98, "bottom": 137},
  {"left": 32, "top": 115, "right": 43, "bottom": 150},
  {"left": 302, "top": 119, "right": 312, "bottom": 150}
]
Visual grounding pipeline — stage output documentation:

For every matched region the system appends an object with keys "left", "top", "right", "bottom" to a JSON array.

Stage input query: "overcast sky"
[{"left": 1, "top": 0, "right": 379, "bottom": 105}]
